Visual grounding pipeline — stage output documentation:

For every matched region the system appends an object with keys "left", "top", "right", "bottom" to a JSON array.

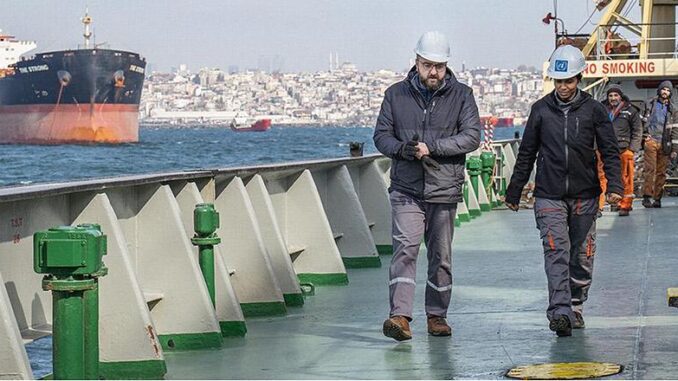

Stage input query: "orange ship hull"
[{"left": 0, "top": 104, "right": 139, "bottom": 144}]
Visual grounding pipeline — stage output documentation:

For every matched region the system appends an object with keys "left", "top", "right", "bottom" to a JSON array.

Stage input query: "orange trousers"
[{"left": 597, "top": 150, "right": 634, "bottom": 211}]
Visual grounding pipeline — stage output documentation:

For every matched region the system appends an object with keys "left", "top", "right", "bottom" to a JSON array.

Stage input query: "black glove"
[
  {"left": 411, "top": 133, "right": 441, "bottom": 170},
  {"left": 422, "top": 156, "right": 441, "bottom": 170},
  {"left": 399, "top": 140, "right": 418, "bottom": 160}
]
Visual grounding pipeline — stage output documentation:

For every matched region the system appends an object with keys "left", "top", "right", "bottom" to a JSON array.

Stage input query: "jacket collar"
[
  {"left": 544, "top": 89, "right": 592, "bottom": 113},
  {"left": 406, "top": 65, "right": 455, "bottom": 96}
]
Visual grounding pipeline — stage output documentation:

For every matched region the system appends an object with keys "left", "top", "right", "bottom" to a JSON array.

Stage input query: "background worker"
[
  {"left": 641, "top": 80, "right": 678, "bottom": 208},
  {"left": 373, "top": 31, "right": 481, "bottom": 341},
  {"left": 505, "top": 45, "right": 622, "bottom": 337},
  {"left": 600, "top": 84, "right": 642, "bottom": 216}
]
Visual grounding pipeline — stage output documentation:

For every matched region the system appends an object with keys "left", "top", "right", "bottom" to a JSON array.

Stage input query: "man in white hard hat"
[
  {"left": 374, "top": 31, "right": 481, "bottom": 341},
  {"left": 505, "top": 44, "right": 622, "bottom": 337}
]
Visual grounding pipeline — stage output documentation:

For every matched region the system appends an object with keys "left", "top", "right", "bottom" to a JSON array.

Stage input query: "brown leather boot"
[
  {"left": 383, "top": 316, "right": 412, "bottom": 341},
  {"left": 427, "top": 316, "right": 452, "bottom": 336}
]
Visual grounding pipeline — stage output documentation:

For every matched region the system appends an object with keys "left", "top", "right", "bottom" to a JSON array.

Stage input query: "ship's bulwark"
[
  {"left": 0, "top": 48, "right": 145, "bottom": 143},
  {"left": 0, "top": 104, "right": 138, "bottom": 143}
]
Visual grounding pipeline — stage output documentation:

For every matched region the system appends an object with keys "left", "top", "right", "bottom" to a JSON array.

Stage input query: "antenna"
[{"left": 82, "top": 7, "right": 93, "bottom": 49}]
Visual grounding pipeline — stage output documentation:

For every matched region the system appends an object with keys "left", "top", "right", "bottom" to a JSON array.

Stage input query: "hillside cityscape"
[{"left": 140, "top": 61, "right": 544, "bottom": 127}]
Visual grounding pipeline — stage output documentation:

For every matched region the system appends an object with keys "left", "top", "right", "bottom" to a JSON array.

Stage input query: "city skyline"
[{"left": 3, "top": 1, "right": 638, "bottom": 72}]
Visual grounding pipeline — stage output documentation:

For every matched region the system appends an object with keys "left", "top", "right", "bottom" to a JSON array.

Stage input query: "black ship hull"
[{"left": 0, "top": 49, "right": 146, "bottom": 143}]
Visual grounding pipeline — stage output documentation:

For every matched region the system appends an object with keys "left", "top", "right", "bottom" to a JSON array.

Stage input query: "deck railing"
[{"left": 0, "top": 141, "right": 520, "bottom": 379}]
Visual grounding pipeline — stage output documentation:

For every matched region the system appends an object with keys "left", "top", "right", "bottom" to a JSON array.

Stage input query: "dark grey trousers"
[
  {"left": 388, "top": 190, "right": 457, "bottom": 319},
  {"left": 534, "top": 198, "right": 597, "bottom": 323}
]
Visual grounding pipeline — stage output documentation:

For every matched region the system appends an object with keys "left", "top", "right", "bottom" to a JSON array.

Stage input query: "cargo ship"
[{"left": 0, "top": 11, "right": 146, "bottom": 144}]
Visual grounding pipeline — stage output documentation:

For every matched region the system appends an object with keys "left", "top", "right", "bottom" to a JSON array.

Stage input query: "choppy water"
[{"left": 0, "top": 125, "right": 523, "bottom": 188}]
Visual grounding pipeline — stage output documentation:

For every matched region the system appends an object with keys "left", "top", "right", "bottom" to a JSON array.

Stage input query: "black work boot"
[
  {"left": 653, "top": 199, "right": 662, "bottom": 208},
  {"left": 549, "top": 315, "right": 572, "bottom": 337},
  {"left": 642, "top": 196, "right": 653, "bottom": 208},
  {"left": 573, "top": 311, "right": 585, "bottom": 329},
  {"left": 618, "top": 209, "right": 630, "bottom": 217}
]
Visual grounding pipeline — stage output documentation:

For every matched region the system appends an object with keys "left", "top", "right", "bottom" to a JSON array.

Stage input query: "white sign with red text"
[{"left": 581, "top": 58, "right": 678, "bottom": 78}]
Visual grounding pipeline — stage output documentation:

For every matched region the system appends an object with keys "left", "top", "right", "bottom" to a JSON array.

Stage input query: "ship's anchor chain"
[{"left": 47, "top": 70, "right": 72, "bottom": 138}]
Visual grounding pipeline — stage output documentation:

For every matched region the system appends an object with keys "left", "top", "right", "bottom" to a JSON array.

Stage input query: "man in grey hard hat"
[{"left": 374, "top": 31, "right": 481, "bottom": 341}]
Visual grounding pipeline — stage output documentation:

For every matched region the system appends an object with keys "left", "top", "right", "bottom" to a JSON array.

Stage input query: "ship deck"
[{"left": 155, "top": 197, "right": 678, "bottom": 379}]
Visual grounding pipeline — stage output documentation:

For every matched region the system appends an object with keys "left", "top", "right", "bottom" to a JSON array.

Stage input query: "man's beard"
[{"left": 425, "top": 77, "right": 442, "bottom": 91}]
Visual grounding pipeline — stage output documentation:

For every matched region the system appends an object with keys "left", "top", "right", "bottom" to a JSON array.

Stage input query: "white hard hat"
[
  {"left": 414, "top": 31, "right": 450, "bottom": 63},
  {"left": 546, "top": 45, "right": 587, "bottom": 79}
]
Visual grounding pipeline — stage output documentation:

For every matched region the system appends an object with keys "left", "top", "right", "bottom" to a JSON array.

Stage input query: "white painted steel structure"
[{"left": 0, "top": 142, "right": 521, "bottom": 379}]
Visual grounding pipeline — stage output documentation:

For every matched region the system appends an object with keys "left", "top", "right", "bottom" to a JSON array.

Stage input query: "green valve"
[
  {"left": 34, "top": 223, "right": 107, "bottom": 380},
  {"left": 466, "top": 156, "right": 482, "bottom": 198},
  {"left": 34, "top": 225, "right": 107, "bottom": 277},
  {"left": 466, "top": 156, "right": 482, "bottom": 173},
  {"left": 480, "top": 151, "right": 496, "bottom": 206},
  {"left": 194, "top": 203, "right": 220, "bottom": 236},
  {"left": 192, "top": 203, "right": 221, "bottom": 309}
]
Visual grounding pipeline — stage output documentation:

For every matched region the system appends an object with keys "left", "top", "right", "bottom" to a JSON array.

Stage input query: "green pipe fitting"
[
  {"left": 191, "top": 204, "right": 221, "bottom": 308},
  {"left": 466, "top": 156, "right": 482, "bottom": 197},
  {"left": 480, "top": 151, "right": 496, "bottom": 205},
  {"left": 34, "top": 224, "right": 107, "bottom": 380}
]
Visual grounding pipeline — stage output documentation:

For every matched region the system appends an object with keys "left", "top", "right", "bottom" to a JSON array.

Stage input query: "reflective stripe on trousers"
[{"left": 388, "top": 190, "right": 456, "bottom": 319}]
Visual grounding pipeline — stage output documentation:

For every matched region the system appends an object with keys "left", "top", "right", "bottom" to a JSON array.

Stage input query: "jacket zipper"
[
  {"left": 564, "top": 113, "right": 569, "bottom": 194},
  {"left": 420, "top": 98, "right": 438, "bottom": 199},
  {"left": 421, "top": 102, "right": 431, "bottom": 198}
]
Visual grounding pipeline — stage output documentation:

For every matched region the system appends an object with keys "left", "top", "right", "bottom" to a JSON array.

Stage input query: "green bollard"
[
  {"left": 34, "top": 224, "right": 107, "bottom": 380},
  {"left": 466, "top": 156, "right": 482, "bottom": 217},
  {"left": 191, "top": 203, "right": 221, "bottom": 308},
  {"left": 466, "top": 156, "right": 482, "bottom": 197},
  {"left": 480, "top": 151, "right": 497, "bottom": 207}
]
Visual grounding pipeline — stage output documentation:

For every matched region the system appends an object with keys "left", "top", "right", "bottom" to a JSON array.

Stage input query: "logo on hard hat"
[{"left": 554, "top": 60, "right": 568, "bottom": 72}]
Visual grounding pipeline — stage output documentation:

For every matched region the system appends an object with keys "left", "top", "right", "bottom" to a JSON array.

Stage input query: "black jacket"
[
  {"left": 373, "top": 66, "right": 481, "bottom": 203},
  {"left": 506, "top": 90, "right": 623, "bottom": 205},
  {"left": 601, "top": 97, "right": 642, "bottom": 152}
]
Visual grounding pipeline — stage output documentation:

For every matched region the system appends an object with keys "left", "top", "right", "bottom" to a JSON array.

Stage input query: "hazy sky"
[{"left": 2, "top": 1, "right": 638, "bottom": 72}]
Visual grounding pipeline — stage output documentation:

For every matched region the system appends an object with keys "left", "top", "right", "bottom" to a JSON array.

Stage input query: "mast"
[{"left": 82, "top": 8, "right": 93, "bottom": 49}]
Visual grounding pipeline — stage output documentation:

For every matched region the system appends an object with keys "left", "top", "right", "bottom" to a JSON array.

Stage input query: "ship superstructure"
[
  {"left": 0, "top": 30, "right": 36, "bottom": 73},
  {"left": 544, "top": 0, "right": 678, "bottom": 103}
]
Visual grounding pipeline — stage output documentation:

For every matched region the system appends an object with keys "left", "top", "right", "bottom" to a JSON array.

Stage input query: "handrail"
[
  {"left": 0, "top": 139, "right": 524, "bottom": 202},
  {"left": 557, "top": 22, "right": 678, "bottom": 60}
]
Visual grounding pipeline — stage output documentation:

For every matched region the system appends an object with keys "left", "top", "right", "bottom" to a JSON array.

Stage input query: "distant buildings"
[{"left": 140, "top": 63, "right": 543, "bottom": 127}]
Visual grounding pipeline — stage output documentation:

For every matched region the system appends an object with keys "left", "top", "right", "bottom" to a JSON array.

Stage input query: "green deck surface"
[{"left": 164, "top": 198, "right": 678, "bottom": 379}]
